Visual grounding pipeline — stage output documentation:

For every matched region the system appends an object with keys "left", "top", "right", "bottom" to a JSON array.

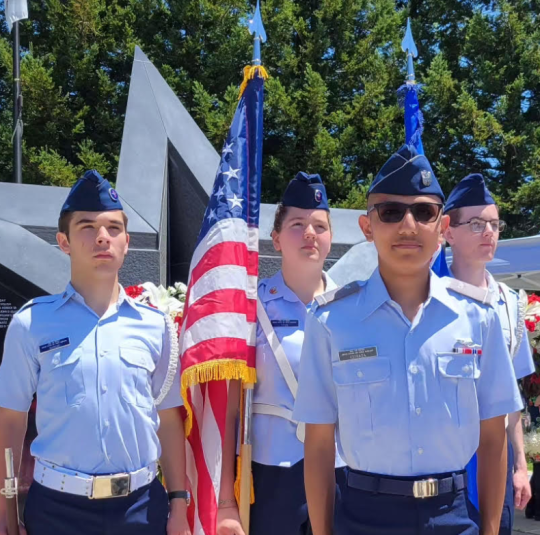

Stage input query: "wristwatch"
[{"left": 167, "top": 490, "right": 191, "bottom": 505}]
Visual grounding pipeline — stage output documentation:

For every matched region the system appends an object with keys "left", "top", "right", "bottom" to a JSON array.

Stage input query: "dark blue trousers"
[
  {"left": 249, "top": 461, "right": 345, "bottom": 535},
  {"left": 24, "top": 477, "right": 169, "bottom": 535},
  {"left": 499, "top": 440, "right": 515, "bottom": 535},
  {"left": 337, "top": 469, "right": 479, "bottom": 535}
]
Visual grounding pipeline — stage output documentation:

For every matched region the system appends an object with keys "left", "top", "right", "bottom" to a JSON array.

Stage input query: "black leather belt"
[{"left": 347, "top": 470, "right": 467, "bottom": 499}]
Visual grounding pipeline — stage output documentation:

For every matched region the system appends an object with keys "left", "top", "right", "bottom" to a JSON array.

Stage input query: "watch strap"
[{"left": 168, "top": 490, "right": 191, "bottom": 504}]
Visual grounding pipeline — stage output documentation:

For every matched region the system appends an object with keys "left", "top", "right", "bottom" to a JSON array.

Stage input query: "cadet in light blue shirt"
[
  {"left": 0, "top": 171, "right": 190, "bottom": 535},
  {"left": 444, "top": 173, "right": 534, "bottom": 534},
  {"left": 217, "top": 172, "right": 343, "bottom": 535},
  {"left": 293, "top": 145, "right": 522, "bottom": 535}
]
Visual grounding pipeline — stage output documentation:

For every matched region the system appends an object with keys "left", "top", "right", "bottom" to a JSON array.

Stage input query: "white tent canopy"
[{"left": 329, "top": 235, "right": 540, "bottom": 291}]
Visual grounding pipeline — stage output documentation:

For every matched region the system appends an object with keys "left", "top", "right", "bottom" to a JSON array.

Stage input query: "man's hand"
[
  {"left": 514, "top": 469, "right": 532, "bottom": 510},
  {"left": 167, "top": 500, "right": 191, "bottom": 535},
  {"left": 217, "top": 506, "right": 245, "bottom": 535}
]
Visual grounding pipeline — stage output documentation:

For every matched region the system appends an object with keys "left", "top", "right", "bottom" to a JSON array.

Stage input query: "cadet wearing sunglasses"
[
  {"left": 367, "top": 201, "right": 443, "bottom": 224},
  {"left": 293, "top": 145, "right": 521, "bottom": 535}
]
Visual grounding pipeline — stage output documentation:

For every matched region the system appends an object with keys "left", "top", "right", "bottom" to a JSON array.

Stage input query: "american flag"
[{"left": 180, "top": 71, "right": 265, "bottom": 535}]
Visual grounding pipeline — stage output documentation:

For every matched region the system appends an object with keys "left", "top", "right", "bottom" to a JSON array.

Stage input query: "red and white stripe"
[{"left": 181, "top": 217, "right": 258, "bottom": 535}]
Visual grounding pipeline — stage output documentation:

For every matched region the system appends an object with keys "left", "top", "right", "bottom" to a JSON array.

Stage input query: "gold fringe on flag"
[
  {"left": 181, "top": 359, "right": 257, "bottom": 437},
  {"left": 239, "top": 65, "right": 269, "bottom": 99}
]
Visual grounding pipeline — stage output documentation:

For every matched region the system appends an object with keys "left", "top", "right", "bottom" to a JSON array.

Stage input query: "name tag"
[
  {"left": 271, "top": 320, "right": 299, "bottom": 328},
  {"left": 39, "top": 337, "right": 70, "bottom": 354},
  {"left": 339, "top": 346, "right": 378, "bottom": 361}
]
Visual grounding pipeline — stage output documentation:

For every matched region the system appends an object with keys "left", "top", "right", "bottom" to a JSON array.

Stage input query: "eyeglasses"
[
  {"left": 450, "top": 217, "right": 506, "bottom": 233},
  {"left": 368, "top": 202, "right": 443, "bottom": 224}
]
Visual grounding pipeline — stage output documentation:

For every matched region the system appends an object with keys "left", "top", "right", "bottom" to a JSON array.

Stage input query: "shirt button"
[
  {"left": 356, "top": 371, "right": 364, "bottom": 378},
  {"left": 410, "top": 365, "right": 418, "bottom": 375},
  {"left": 417, "top": 447, "right": 424, "bottom": 455},
  {"left": 462, "top": 365, "right": 471, "bottom": 374},
  {"left": 102, "top": 385, "right": 108, "bottom": 393},
  {"left": 104, "top": 420, "right": 110, "bottom": 428},
  {"left": 415, "top": 407, "right": 422, "bottom": 415}
]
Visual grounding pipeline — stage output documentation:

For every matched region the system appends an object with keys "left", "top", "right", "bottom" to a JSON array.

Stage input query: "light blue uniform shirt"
[
  {"left": 0, "top": 284, "right": 182, "bottom": 475},
  {"left": 253, "top": 270, "right": 344, "bottom": 467},
  {"left": 486, "top": 272, "right": 534, "bottom": 380},
  {"left": 293, "top": 269, "right": 523, "bottom": 476}
]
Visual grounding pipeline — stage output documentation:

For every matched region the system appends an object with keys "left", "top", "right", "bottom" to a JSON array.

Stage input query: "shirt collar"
[
  {"left": 356, "top": 268, "right": 455, "bottom": 324},
  {"left": 448, "top": 266, "right": 501, "bottom": 303},
  {"left": 51, "top": 282, "right": 142, "bottom": 315},
  {"left": 261, "top": 271, "right": 300, "bottom": 303},
  {"left": 485, "top": 270, "right": 505, "bottom": 303},
  {"left": 261, "top": 270, "right": 337, "bottom": 304}
]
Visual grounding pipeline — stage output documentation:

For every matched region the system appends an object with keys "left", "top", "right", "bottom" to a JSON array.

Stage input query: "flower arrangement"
[
  {"left": 521, "top": 293, "right": 540, "bottom": 402},
  {"left": 524, "top": 425, "right": 540, "bottom": 463},
  {"left": 125, "top": 282, "right": 187, "bottom": 336},
  {"left": 526, "top": 293, "right": 540, "bottom": 348}
]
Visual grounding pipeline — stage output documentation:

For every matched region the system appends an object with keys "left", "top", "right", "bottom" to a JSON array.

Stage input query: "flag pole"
[
  {"left": 238, "top": 2, "right": 267, "bottom": 531},
  {"left": 239, "top": 382, "right": 253, "bottom": 530},
  {"left": 12, "top": 20, "right": 22, "bottom": 184}
]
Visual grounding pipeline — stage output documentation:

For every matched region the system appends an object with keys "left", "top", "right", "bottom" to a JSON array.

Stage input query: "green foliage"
[{"left": 0, "top": 0, "right": 539, "bottom": 235}]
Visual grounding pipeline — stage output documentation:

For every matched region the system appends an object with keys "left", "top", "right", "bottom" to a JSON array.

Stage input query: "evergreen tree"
[{"left": 0, "top": 0, "right": 539, "bottom": 235}]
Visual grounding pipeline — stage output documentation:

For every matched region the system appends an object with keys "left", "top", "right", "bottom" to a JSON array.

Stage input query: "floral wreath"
[{"left": 126, "top": 282, "right": 187, "bottom": 336}]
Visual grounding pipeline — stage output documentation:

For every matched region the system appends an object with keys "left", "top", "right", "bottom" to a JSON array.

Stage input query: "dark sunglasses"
[{"left": 368, "top": 202, "right": 443, "bottom": 224}]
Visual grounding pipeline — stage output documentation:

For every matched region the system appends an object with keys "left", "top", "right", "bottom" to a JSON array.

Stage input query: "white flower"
[
  {"left": 524, "top": 428, "right": 540, "bottom": 457},
  {"left": 141, "top": 282, "right": 184, "bottom": 315}
]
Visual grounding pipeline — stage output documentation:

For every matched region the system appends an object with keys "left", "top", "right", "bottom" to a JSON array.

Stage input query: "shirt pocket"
[
  {"left": 51, "top": 348, "right": 86, "bottom": 407},
  {"left": 437, "top": 354, "right": 480, "bottom": 428},
  {"left": 332, "top": 357, "right": 391, "bottom": 436},
  {"left": 119, "top": 345, "right": 156, "bottom": 409}
]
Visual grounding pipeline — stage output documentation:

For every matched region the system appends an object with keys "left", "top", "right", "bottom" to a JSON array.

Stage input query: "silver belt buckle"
[
  {"left": 413, "top": 478, "right": 438, "bottom": 499},
  {"left": 91, "top": 473, "right": 131, "bottom": 499}
]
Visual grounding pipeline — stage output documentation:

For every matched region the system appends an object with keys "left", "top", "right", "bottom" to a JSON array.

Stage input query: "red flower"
[
  {"left": 527, "top": 320, "right": 537, "bottom": 332},
  {"left": 529, "top": 294, "right": 540, "bottom": 304},
  {"left": 126, "top": 285, "right": 144, "bottom": 298},
  {"left": 174, "top": 314, "right": 184, "bottom": 335}
]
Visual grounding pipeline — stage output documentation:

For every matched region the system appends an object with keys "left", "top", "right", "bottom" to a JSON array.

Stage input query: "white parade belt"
[
  {"left": 252, "top": 402, "right": 306, "bottom": 443},
  {"left": 34, "top": 459, "right": 158, "bottom": 499}
]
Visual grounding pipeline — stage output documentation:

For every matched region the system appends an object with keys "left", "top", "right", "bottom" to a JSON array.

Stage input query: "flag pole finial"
[
  {"left": 401, "top": 18, "right": 418, "bottom": 83},
  {"left": 240, "top": 0, "right": 268, "bottom": 98},
  {"left": 248, "top": 0, "right": 267, "bottom": 66}
]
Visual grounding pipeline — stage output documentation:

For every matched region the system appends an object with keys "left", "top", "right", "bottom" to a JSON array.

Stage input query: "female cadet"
[{"left": 216, "top": 172, "right": 344, "bottom": 535}]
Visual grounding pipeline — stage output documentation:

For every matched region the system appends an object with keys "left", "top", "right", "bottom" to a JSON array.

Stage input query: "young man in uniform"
[
  {"left": 444, "top": 173, "right": 534, "bottom": 534},
  {"left": 293, "top": 145, "right": 522, "bottom": 535},
  {"left": 0, "top": 171, "right": 190, "bottom": 535}
]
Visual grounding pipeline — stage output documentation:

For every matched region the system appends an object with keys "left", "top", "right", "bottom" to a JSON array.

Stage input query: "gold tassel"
[
  {"left": 234, "top": 454, "right": 255, "bottom": 505},
  {"left": 239, "top": 65, "right": 269, "bottom": 99},
  {"left": 234, "top": 385, "right": 255, "bottom": 505},
  {"left": 181, "top": 359, "right": 257, "bottom": 437}
]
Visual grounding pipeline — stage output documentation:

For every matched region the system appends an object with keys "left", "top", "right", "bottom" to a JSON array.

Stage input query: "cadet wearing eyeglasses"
[
  {"left": 444, "top": 173, "right": 534, "bottom": 535},
  {"left": 292, "top": 145, "right": 522, "bottom": 535}
]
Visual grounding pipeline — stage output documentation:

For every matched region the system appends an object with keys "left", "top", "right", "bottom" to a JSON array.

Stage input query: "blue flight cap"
[
  {"left": 61, "top": 170, "right": 123, "bottom": 213},
  {"left": 281, "top": 172, "right": 329, "bottom": 211},
  {"left": 368, "top": 144, "right": 445, "bottom": 201},
  {"left": 444, "top": 173, "right": 496, "bottom": 213}
]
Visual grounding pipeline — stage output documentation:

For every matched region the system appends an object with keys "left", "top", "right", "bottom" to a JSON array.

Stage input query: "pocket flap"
[
  {"left": 52, "top": 348, "right": 83, "bottom": 368},
  {"left": 437, "top": 354, "right": 479, "bottom": 379},
  {"left": 332, "top": 357, "right": 390, "bottom": 385},
  {"left": 120, "top": 346, "right": 156, "bottom": 373}
]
